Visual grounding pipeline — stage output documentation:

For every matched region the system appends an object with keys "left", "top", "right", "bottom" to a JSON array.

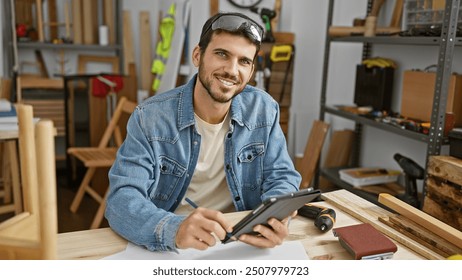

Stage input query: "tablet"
[{"left": 222, "top": 188, "right": 321, "bottom": 244}]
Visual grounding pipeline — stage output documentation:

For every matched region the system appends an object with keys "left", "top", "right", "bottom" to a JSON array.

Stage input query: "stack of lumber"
[
  {"left": 322, "top": 190, "right": 462, "bottom": 259},
  {"left": 379, "top": 193, "right": 462, "bottom": 259},
  {"left": 423, "top": 155, "right": 462, "bottom": 230}
]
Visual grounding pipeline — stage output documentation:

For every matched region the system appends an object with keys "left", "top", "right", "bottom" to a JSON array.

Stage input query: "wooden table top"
[{"left": 57, "top": 190, "right": 441, "bottom": 260}]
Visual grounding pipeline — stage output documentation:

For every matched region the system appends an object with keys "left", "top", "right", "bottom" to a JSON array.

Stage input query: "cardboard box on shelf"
[{"left": 401, "top": 70, "right": 462, "bottom": 126}]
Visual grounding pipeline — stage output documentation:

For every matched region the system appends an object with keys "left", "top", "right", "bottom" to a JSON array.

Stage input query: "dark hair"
[{"left": 198, "top": 12, "right": 263, "bottom": 57}]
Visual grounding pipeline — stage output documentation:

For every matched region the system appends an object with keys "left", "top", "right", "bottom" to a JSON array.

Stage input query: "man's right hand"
[{"left": 175, "top": 208, "right": 233, "bottom": 250}]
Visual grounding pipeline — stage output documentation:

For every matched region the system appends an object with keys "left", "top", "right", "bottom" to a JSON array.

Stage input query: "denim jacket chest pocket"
[
  {"left": 151, "top": 156, "right": 186, "bottom": 201},
  {"left": 237, "top": 143, "right": 265, "bottom": 190}
]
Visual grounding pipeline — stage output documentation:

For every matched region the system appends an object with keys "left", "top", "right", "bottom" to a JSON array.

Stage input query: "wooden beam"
[
  {"left": 72, "top": 0, "right": 82, "bottom": 44},
  {"left": 35, "top": 0, "right": 44, "bottom": 42},
  {"left": 378, "top": 193, "right": 462, "bottom": 248},
  {"left": 139, "top": 11, "right": 152, "bottom": 91},
  {"left": 122, "top": 10, "right": 135, "bottom": 75},
  {"left": 209, "top": 0, "right": 219, "bottom": 16},
  {"left": 298, "top": 120, "right": 329, "bottom": 189},
  {"left": 103, "top": 0, "right": 116, "bottom": 45},
  {"left": 390, "top": 0, "right": 404, "bottom": 28},
  {"left": 319, "top": 129, "right": 355, "bottom": 189},
  {"left": 48, "top": 0, "right": 58, "bottom": 40},
  {"left": 82, "top": 0, "right": 95, "bottom": 44}
]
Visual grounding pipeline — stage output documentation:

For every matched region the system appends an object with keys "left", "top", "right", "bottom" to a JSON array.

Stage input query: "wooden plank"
[
  {"left": 72, "top": 0, "right": 82, "bottom": 44},
  {"left": 323, "top": 189, "right": 445, "bottom": 259},
  {"left": 15, "top": 0, "right": 35, "bottom": 28},
  {"left": 273, "top": 32, "right": 295, "bottom": 44},
  {"left": 424, "top": 156, "right": 462, "bottom": 229},
  {"left": 272, "top": 0, "right": 281, "bottom": 32},
  {"left": 378, "top": 193, "right": 462, "bottom": 248},
  {"left": 103, "top": 0, "right": 116, "bottom": 45},
  {"left": 427, "top": 155, "right": 462, "bottom": 186},
  {"left": 381, "top": 214, "right": 462, "bottom": 257},
  {"left": 319, "top": 129, "right": 354, "bottom": 189},
  {"left": 82, "top": 0, "right": 95, "bottom": 44},
  {"left": 139, "top": 11, "right": 152, "bottom": 91},
  {"left": 423, "top": 189, "right": 462, "bottom": 231},
  {"left": 122, "top": 10, "right": 135, "bottom": 74},
  {"left": 35, "top": 0, "right": 44, "bottom": 42},
  {"left": 209, "top": 0, "right": 219, "bottom": 16},
  {"left": 298, "top": 120, "right": 329, "bottom": 189},
  {"left": 34, "top": 50, "right": 48, "bottom": 77},
  {"left": 64, "top": 1, "right": 71, "bottom": 39},
  {"left": 353, "top": 182, "right": 404, "bottom": 196},
  {"left": 390, "top": 0, "right": 404, "bottom": 28},
  {"left": 48, "top": 0, "right": 58, "bottom": 40}
]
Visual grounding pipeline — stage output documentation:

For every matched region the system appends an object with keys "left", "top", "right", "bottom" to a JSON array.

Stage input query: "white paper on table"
[{"left": 102, "top": 240, "right": 309, "bottom": 260}]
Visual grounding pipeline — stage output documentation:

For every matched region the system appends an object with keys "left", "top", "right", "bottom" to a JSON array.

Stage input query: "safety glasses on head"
[{"left": 203, "top": 13, "right": 263, "bottom": 45}]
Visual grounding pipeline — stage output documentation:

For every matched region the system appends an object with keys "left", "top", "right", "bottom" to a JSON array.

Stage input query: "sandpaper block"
[{"left": 333, "top": 223, "right": 397, "bottom": 260}]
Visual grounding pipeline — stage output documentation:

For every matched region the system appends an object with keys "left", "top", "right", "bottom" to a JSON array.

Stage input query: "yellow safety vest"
[{"left": 151, "top": 3, "right": 176, "bottom": 92}]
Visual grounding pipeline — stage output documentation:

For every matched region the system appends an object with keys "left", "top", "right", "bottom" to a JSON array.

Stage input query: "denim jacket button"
[{"left": 235, "top": 196, "right": 241, "bottom": 201}]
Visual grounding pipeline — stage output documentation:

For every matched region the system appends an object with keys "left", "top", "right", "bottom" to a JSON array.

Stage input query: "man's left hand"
[{"left": 237, "top": 211, "right": 296, "bottom": 248}]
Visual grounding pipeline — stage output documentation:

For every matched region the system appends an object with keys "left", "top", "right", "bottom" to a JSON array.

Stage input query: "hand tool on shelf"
[{"left": 298, "top": 203, "right": 336, "bottom": 232}]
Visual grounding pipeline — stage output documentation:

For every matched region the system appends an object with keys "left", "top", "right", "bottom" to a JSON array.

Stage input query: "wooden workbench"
[{"left": 57, "top": 190, "right": 443, "bottom": 260}]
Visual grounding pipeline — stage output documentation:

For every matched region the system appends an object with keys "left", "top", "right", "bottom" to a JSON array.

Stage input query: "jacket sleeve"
[
  {"left": 261, "top": 101, "right": 301, "bottom": 201},
  {"left": 105, "top": 109, "right": 185, "bottom": 252}
]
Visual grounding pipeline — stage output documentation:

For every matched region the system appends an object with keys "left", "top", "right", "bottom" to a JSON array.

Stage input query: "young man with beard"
[{"left": 105, "top": 12, "right": 301, "bottom": 252}]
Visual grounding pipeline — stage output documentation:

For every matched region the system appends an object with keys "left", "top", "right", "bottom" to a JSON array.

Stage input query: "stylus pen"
[
  {"left": 184, "top": 197, "right": 234, "bottom": 242},
  {"left": 185, "top": 197, "right": 199, "bottom": 209}
]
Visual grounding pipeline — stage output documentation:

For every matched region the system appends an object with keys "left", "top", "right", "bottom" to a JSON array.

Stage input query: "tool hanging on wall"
[
  {"left": 279, "top": 45, "right": 295, "bottom": 103},
  {"left": 250, "top": 7, "right": 276, "bottom": 42},
  {"left": 262, "top": 44, "right": 294, "bottom": 102}
]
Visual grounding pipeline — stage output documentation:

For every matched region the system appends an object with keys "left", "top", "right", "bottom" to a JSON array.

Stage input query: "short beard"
[{"left": 197, "top": 59, "right": 242, "bottom": 104}]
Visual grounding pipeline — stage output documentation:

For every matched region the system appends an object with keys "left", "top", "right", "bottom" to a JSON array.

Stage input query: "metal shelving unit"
[
  {"left": 318, "top": 0, "right": 460, "bottom": 205},
  {"left": 2, "top": 0, "right": 124, "bottom": 77}
]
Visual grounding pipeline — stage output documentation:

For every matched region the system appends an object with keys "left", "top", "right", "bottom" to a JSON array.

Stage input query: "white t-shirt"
[{"left": 174, "top": 112, "right": 235, "bottom": 215}]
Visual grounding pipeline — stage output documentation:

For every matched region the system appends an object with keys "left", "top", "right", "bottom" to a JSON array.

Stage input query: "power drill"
[
  {"left": 250, "top": 7, "right": 276, "bottom": 43},
  {"left": 298, "top": 203, "right": 336, "bottom": 232},
  {"left": 393, "top": 153, "right": 425, "bottom": 208}
]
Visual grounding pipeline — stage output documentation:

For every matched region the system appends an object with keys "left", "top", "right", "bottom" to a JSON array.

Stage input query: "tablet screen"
[{"left": 223, "top": 188, "right": 321, "bottom": 243}]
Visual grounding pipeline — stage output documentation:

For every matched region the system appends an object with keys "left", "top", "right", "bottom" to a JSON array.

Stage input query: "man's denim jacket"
[{"left": 105, "top": 74, "right": 301, "bottom": 251}]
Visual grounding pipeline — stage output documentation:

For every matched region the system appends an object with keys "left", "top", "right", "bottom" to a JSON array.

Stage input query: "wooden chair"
[
  {"left": 0, "top": 104, "right": 58, "bottom": 259},
  {"left": 68, "top": 96, "right": 136, "bottom": 229},
  {"left": 16, "top": 75, "right": 66, "bottom": 161}
]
